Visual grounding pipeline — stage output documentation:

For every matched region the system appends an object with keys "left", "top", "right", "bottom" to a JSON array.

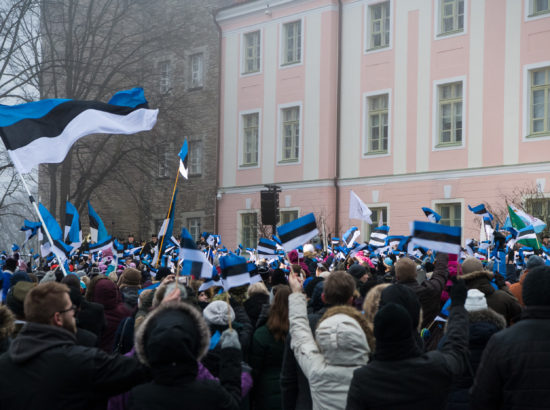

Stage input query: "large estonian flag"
[
  {"left": 88, "top": 202, "right": 109, "bottom": 243},
  {"left": 410, "top": 220, "right": 461, "bottom": 255},
  {"left": 257, "top": 237, "right": 278, "bottom": 256},
  {"left": 0, "top": 88, "right": 158, "bottom": 174},
  {"left": 178, "top": 228, "right": 213, "bottom": 279},
  {"left": 219, "top": 252, "right": 250, "bottom": 290},
  {"left": 277, "top": 212, "right": 319, "bottom": 252},
  {"left": 64, "top": 201, "right": 82, "bottom": 249}
]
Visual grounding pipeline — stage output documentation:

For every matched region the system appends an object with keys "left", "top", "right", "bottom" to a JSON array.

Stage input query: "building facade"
[{"left": 216, "top": 0, "right": 550, "bottom": 249}]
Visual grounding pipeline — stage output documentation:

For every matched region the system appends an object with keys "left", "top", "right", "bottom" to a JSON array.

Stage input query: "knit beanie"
[
  {"left": 118, "top": 268, "right": 142, "bottom": 289},
  {"left": 348, "top": 264, "right": 367, "bottom": 280},
  {"left": 461, "top": 257, "right": 484, "bottom": 275},
  {"left": 523, "top": 265, "right": 550, "bottom": 306},
  {"left": 464, "top": 289, "right": 488, "bottom": 312},
  {"left": 374, "top": 303, "right": 413, "bottom": 343},
  {"left": 6, "top": 281, "right": 35, "bottom": 318},
  {"left": 526, "top": 255, "right": 545, "bottom": 270},
  {"left": 379, "top": 284, "right": 421, "bottom": 329},
  {"left": 10, "top": 271, "right": 31, "bottom": 287},
  {"left": 202, "top": 300, "right": 235, "bottom": 326}
]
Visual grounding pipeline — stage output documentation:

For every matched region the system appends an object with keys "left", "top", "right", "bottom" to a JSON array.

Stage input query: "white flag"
[{"left": 349, "top": 190, "right": 373, "bottom": 224}]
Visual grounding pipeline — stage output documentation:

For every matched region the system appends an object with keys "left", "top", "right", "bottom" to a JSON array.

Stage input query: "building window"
[
  {"left": 436, "top": 203, "right": 461, "bottom": 227},
  {"left": 187, "top": 217, "right": 201, "bottom": 243},
  {"left": 190, "top": 53, "right": 203, "bottom": 89},
  {"left": 530, "top": 67, "right": 550, "bottom": 136},
  {"left": 439, "top": 0, "right": 464, "bottom": 36},
  {"left": 366, "top": 94, "right": 389, "bottom": 154},
  {"left": 437, "top": 82, "right": 463, "bottom": 146},
  {"left": 280, "top": 210, "right": 298, "bottom": 225},
  {"left": 241, "top": 213, "right": 257, "bottom": 249},
  {"left": 282, "top": 20, "right": 301, "bottom": 65},
  {"left": 158, "top": 60, "right": 171, "bottom": 94},
  {"left": 366, "top": 207, "right": 388, "bottom": 240},
  {"left": 530, "top": 0, "right": 550, "bottom": 16},
  {"left": 368, "top": 1, "right": 390, "bottom": 50},
  {"left": 189, "top": 140, "right": 202, "bottom": 176},
  {"left": 242, "top": 113, "right": 259, "bottom": 166},
  {"left": 526, "top": 198, "right": 550, "bottom": 235},
  {"left": 243, "top": 31, "right": 261, "bottom": 74},
  {"left": 281, "top": 106, "right": 300, "bottom": 162},
  {"left": 157, "top": 144, "right": 170, "bottom": 178}
]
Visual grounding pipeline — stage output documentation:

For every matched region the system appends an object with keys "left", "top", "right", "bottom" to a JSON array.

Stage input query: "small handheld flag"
[
  {"left": 410, "top": 221, "right": 461, "bottom": 255},
  {"left": 468, "top": 204, "right": 493, "bottom": 221},
  {"left": 178, "top": 228, "right": 213, "bottom": 278},
  {"left": 422, "top": 207, "right": 441, "bottom": 223},
  {"left": 178, "top": 140, "right": 188, "bottom": 179}
]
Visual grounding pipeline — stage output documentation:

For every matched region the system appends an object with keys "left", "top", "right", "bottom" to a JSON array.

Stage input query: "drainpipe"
[
  {"left": 214, "top": 10, "right": 223, "bottom": 234},
  {"left": 334, "top": 0, "right": 343, "bottom": 236}
]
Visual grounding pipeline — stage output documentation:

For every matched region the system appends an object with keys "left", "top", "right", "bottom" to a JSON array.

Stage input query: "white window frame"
[
  {"left": 362, "top": 89, "right": 392, "bottom": 157},
  {"left": 237, "top": 210, "right": 259, "bottom": 249},
  {"left": 364, "top": 0, "right": 393, "bottom": 54},
  {"left": 525, "top": 0, "right": 550, "bottom": 21},
  {"left": 187, "top": 217, "right": 202, "bottom": 243},
  {"left": 361, "top": 203, "right": 390, "bottom": 242},
  {"left": 434, "top": 0, "right": 468, "bottom": 40},
  {"left": 279, "top": 18, "right": 304, "bottom": 68},
  {"left": 188, "top": 140, "right": 202, "bottom": 176},
  {"left": 158, "top": 60, "right": 172, "bottom": 94},
  {"left": 277, "top": 101, "right": 303, "bottom": 165},
  {"left": 432, "top": 76, "right": 467, "bottom": 151},
  {"left": 523, "top": 61, "right": 550, "bottom": 141},
  {"left": 190, "top": 53, "right": 204, "bottom": 89},
  {"left": 279, "top": 208, "right": 300, "bottom": 225},
  {"left": 238, "top": 108, "right": 262, "bottom": 169},
  {"left": 432, "top": 198, "right": 464, "bottom": 243},
  {"left": 241, "top": 29, "right": 262, "bottom": 76}
]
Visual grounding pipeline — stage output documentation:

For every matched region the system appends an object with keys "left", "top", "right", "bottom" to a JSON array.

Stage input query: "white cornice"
[
  {"left": 217, "top": 0, "right": 302, "bottom": 23},
  {"left": 218, "top": 179, "right": 335, "bottom": 194}
]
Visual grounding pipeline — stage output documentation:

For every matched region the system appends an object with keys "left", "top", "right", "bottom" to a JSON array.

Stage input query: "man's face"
[
  {"left": 152, "top": 237, "right": 158, "bottom": 244},
  {"left": 59, "top": 293, "right": 77, "bottom": 334},
  {"left": 128, "top": 236, "right": 134, "bottom": 243}
]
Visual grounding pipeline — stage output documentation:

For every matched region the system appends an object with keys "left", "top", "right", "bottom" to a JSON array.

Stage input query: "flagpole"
[
  {"left": 156, "top": 171, "right": 180, "bottom": 268},
  {"left": 16, "top": 172, "right": 68, "bottom": 276}
]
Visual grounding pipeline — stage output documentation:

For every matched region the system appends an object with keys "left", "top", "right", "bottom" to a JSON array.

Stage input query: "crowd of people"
[{"left": 1, "top": 235, "right": 550, "bottom": 410}]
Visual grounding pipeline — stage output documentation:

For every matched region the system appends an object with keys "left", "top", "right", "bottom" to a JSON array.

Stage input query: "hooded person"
[
  {"left": 244, "top": 282, "right": 270, "bottom": 330},
  {"left": 128, "top": 301, "right": 241, "bottom": 410},
  {"left": 471, "top": 265, "right": 550, "bottom": 409},
  {"left": 508, "top": 254, "right": 544, "bottom": 306},
  {"left": 459, "top": 257, "right": 521, "bottom": 325},
  {"left": 117, "top": 268, "right": 142, "bottom": 311},
  {"left": 0, "top": 305, "right": 15, "bottom": 354}
]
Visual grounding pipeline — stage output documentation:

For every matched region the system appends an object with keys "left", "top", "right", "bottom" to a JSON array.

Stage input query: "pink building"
[{"left": 215, "top": 0, "right": 550, "bottom": 249}]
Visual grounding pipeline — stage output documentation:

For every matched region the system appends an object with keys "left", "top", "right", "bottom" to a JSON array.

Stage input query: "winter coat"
[
  {"left": 244, "top": 293, "right": 270, "bottom": 329},
  {"left": 0, "top": 322, "right": 148, "bottom": 410},
  {"left": 397, "top": 252, "right": 448, "bottom": 329},
  {"left": 459, "top": 270, "right": 521, "bottom": 325},
  {"left": 470, "top": 306, "right": 550, "bottom": 409},
  {"left": 288, "top": 293, "right": 370, "bottom": 410},
  {"left": 249, "top": 324, "right": 285, "bottom": 410},
  {"left": 78, "top": 298, "right": 106, "bottom": 339},
  {"left": 445, "top": 308, "right": 506, "bottom": 410},
  {"left": 91, "top": 278, "right": 132, "bottom": 352},
  {"left": 508, "top": 269, "right": 528, "bottom": 306},
  {"left": 345, "top": 304, "right": 469, "bottom": 410},
  {"left": 128, "top": 301, "right": 241, "bottom": 410}
]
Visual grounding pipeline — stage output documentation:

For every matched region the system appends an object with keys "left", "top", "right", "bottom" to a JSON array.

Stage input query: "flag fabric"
[
  {"left": 410, "top": 220, "right": 462, "bottom": 255},
  {"left": 480, "top": 215, "right": 494, "bottom": 242},
  {"left": 385, "top": 235, "right": 405, "bottom": 249},
  {"left": 38, "top": 203, "right": 73, "bottom": 262},
  {"left": 178, "top": 228, "right": 213, "bottom": 278},
  {"left": 422, "top": 207, "right": 441, "bottom": 223},
  {"left": 277, "top": 213, "right": 319, "bottom": 252},
  {"left": 20, "top": 220, "right": 41, "bottom": 244},
  {"left": 88, "top": 202, "right": 109, "bottom": 243},
  {"left": 0, "top": 88, "right": 158, "bottom": 174},
  {"left": 89, "top": 236, "right": 115, "bottom": 254},
  {"left": 509, "top": 205, "right": 547, "bottom": 233},
  {"left": 369, "top": 225, "right": 390, "bottom": 248},
  {"left": 508, "top": 205, "right": 540, "bottom": 249},
  {"left": 517, "top": 225, "right": 539, "bottom": 248},
  {"left": 153, "top": 189, "right": 177, "bottom": 267},
  {"left": 64, "top": 201, "right": 82, "bottom": 249},
  {"left": 219, "top": 253, "right": 250, "bottom": 290},
  {"left": 468, "top": 204, "right": 493, "bottom": 220},
  {"left": 343, "top": 226, "right": 360, "bottom": 248},
  {"left": 349, "top": 190, "right": 373, "bottom": 224},
  {"left": 257, "top": 238, "right": 278, "bottom": 256},
  {"left": 178, "top": 140, "right": 188, "bottom": 179}
]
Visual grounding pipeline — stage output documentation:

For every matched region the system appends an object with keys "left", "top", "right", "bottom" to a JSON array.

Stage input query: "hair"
[
  {"left": 322, "top": 271, "right": 356, "bottom": 305},
  {"left": 267, "top": 285, "right": 291, "bottom": 341},
  {"left": 61, "top": 274, "right": 81, "bottom": 292},
  {"left": 248, "top": 281, "right": 269, "bottom": 297},
  {"left": 362, "top": 283, "right": 391, "bottom": 350},
  {"left": 291, "top": 264, "right": 303, "bottom": 275},
  {"left": 395, "top": 257, "right": 418, "bottom": 282},
  {"left": 317, "top": 265, "right": 328, "bottom": 273},
  {"left": 24, "top": 282, "right": 70, "bottom": 325}
]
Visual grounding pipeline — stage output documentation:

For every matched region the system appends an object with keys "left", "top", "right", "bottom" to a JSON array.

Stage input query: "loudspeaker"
[{"left": 261, "top": 190, "right": 279, "bottom": 226}]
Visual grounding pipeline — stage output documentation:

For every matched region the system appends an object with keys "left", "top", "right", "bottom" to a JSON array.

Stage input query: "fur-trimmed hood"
[
  {"left": 0, "top": 305, "right": 14, "bottom": 340},
  {"left": 135, "top": 301, "right": 210, "bottom": 368},
  {"left": 468, "top": 308, "right": 506, "bottom": 329},
  {"left": 459, "top": 269, "right": 494, "bottom": 282}
]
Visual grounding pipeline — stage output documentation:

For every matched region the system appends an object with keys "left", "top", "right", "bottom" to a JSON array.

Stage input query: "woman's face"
[{"left": 198, "top": 292, "right": 209, "bottom": 302}]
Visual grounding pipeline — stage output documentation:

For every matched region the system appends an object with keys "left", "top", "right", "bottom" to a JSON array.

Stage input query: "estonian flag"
[
  {"left": 88, "top": 202, "right": 109, "bottom": 243},
  {"left": 89, "top": 236, "right": 115, "bottom": 254},
  {"left": 0, "top": 88, "right": 158, "bottom": 174},
  {"left": 64, "top": 201, "right": 82, "bottom": 249},
  {"left": 179, "top": 140, "right": 189, "bottom": 179},
  {"left": 468, "top": 204, "right": 493, "bottom": 221},
  {"left": 422, "top": 207, "right": 441, "bottom": 223},
  {"left": 153, "top": 189, "right": 177, "bottom": 266},
  {"left": 277, "top": 212, "right": 319, "bottom": 252},
  {"left": 369, "top": 225, "right": 390, "bottom": 248},
  {"left": 410, "top": 220, "right": 461, "bottom": 255},
  {"left": 219, "top": 252, "right": 250, "bottom": 290},
  {"left": 21, "top": 220, "right": 41, "bottom": 244},
  {"left": 38, "top": 203, "right": 73, "bottom": 262},
  {"left": 257, "top": 237, "right": 278, "bottom": 256},
  {"left": 343, "top": 226, "right": 360, "bottom": 248},
  {"left": 178, "top": 228, "right": 213, "bottom": 279}
]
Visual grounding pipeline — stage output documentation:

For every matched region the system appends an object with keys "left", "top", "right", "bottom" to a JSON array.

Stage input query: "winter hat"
[
  {"left": 523, "top": 265, "right": 550, "bottom": 306},
  {"left": 303, "top": 244, "right": 315, "bottom": 254},
  {"left": 288, "top": 250, "right": 299, "bottom": 264},
  {"left": 155, "top": 267, "right": 172, "bottom": 282},
  {"left": 379, "top": 284, "right": 421, "bottom": 329},
  {"left": 10, "top": 271, "right": 31, "bottom": 287},
  {"left": 271, "top": 269, "right": 288, "bottom": 286},
  {"left": 6, "top": 281, "right": 35, "bottom": 318},
  {"left": 348, "top": 264, "right": 367, "bottom": 280},
  {"left": 374, "top": 303, "right": 414, "bottom": 342},
  {"left": 464, "top": 289, "right": 488, "bottom": 312},
  {"left": 384, "top": 257, "right": 394, "bottom": 267},
  {"left": 526, "top": 255, "right": 545, "bottom": 270},
  {"left": 395, "top": 257, "right": 417, "bottom": 282},
  {"left": 118, "top": 268, "right": 142, "bottom": 289},
  {"left": 461, "top": 257, "right": 484, "bottom": 275},
  {"left": 202, "top": 300, "right": 235, "bottom": 326}
]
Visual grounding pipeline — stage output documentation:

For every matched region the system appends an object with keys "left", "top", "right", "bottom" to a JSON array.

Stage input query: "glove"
[
  {"left": 220, "top": 328, "right": 241, "bottom": 350},
  {"left": 450, "top": 277, "right": 467, "bottom": 307}
]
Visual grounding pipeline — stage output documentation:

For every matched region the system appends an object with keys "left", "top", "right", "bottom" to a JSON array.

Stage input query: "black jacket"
[
  {"left": 345, "top": 304, "right": 469, "bottom": 410},
  {"left": 0, "top": 322, "right": 149, "bottom": 410},
  {"left": 470, "top": 306, "right": 550, "bottom": 409},
  {"left": 77, "top": 298, "right": 106, "bottom": 339}
]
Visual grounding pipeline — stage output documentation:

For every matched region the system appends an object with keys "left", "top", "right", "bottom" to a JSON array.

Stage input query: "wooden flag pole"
[{"left": 156, "top": 171, "right": 180, "bottom": 268}]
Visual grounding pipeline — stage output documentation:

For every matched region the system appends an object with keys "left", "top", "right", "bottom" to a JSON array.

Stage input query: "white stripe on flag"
[{"left": 282, "top": 228, "right": 319, "bottom": 252}]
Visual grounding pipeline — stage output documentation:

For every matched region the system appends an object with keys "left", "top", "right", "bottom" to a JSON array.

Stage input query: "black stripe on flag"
[
  {"left": 279, "top": 221, "right": 318, "bottom": 244},
  {"left": 412, "top": 227, "right": 461, "bottom": 245},
  {"left": 223, "top": 262, "right": 249, "bottom": 277}
]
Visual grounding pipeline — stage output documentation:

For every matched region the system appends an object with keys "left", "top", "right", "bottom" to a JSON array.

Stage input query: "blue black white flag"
[
  {"left": 178, "top": 140, "right": 188, "bottom": 179},
  {"left": 343, "top": 226, "right": 360, "bottom": 248},
  {"left": 21, "top": 220, "right": 41, "bottom": 244},
  {"left": 368, "top": 225, "right": 390, "bottom": 248},
  {"left": 277, "top": 212, "right": 319, "bottom": 252},
  {"left": 89, "top": 236, "right": 115, "bottom": 254},
  {"left": 468, "top": 204, "right": 493, "bottom": 221},
  {"left": 64, "top": 201, "right": 82, "bottom": 249},
  {"left": 410, "top": 221, "right": 461, "bottom": 255},
  {"left": 422, "top": 207, "right": 441, "bottom": 223},
  {"left": 153, "top": 189, "right": 177, "bottom": 266},
  {"left": 0, "top": 88, "right": 158, "bottom": 174},
  {"left": 257, "top": 238, "right": 277, "bottom": 256},
  {"left": 219, "top": 252, "right": 250, "bottom": 290},
  {"left": 38, "top": 203, "right": 73, "bottom": 262},
  {"left": 178, "top": 228, "right": 213, "bottom": 279},
  {"left": 88, "top": 202, "right": 109, "bottom": 243}
]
